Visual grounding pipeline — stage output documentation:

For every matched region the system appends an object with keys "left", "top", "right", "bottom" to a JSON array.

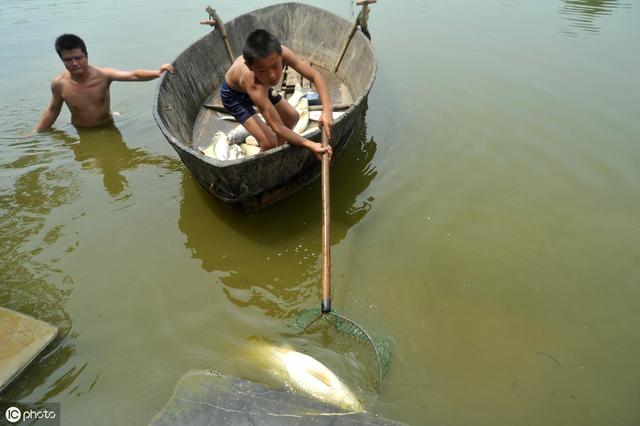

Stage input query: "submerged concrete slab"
[
  {"left": 150, "top": 370, "right": 405, "bottom": 426},
  {"left": 0, "top": 307, "right": 58, "bottom": 392}
]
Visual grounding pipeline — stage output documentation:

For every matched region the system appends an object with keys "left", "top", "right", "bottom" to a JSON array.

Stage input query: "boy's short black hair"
[
  {"left": 242, "top": 29, "right": 282, "bottom": 64},
  {"left": 55, "top": 34, "right": 87, "bottom": 57}
]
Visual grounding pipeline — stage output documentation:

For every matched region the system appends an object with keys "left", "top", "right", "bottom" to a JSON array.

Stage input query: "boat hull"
[{"left": 153, "top": 2, "right": 376, "bottom": 211}]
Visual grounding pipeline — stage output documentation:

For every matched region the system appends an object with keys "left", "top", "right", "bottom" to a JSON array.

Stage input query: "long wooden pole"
[
  {"left": 333, "top": 23, "right": 358, "bottom": 73},
  {"left": 333, "top": 0, "right": 376, "bottom": 73},
  {"left": 320, "top": 128, "right": 332, "bottom": 313}
]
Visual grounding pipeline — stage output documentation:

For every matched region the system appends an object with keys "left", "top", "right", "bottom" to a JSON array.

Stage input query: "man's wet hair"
[
  {"left": 242, "top": 29, "right": 282, "bottom": 64},
  {"left": 55, "top": 34, "right": 87, "bottom": 58}
]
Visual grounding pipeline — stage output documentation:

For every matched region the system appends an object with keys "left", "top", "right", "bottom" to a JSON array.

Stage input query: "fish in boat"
[
  {"left": 287, "top": 83, "right": 308, "bottom": 107},
  {"left": 225, "top": 86, "right": 309, "bottom": 148},
  {"left": 292, "top": 97, "right": 309, "bottom": 134},
  {"left": 195, "top": 130, "right": 226, "bottom": 159},
  {"left": 240, "top": 142, "right": 261, "bottom": 157},
  {"left": 199, "top": 141, "right": 216, "bottom": 159},
  {"left": 153, "top": 2, "right": 376, "bottom": 211},
  {"left": 227, "top": 124, "right": 251, "bottom": 145},
  {"left": 199, "top": 131, "right": 248, "bottom": 161},
  {"left": 227, "top": 144, "right": 245, "bottom": 160},
  {"left": 244, "top": 135, "right": 259, "bottom": 146},
  {"left": 216, "top": 95, "right": 310, "bottom": 160},
  {"left": 213, "top": 131, "right": 231, "bottom": 160},
  {"left": 252, "top": 342, "right": 363, "bottom": 412}
]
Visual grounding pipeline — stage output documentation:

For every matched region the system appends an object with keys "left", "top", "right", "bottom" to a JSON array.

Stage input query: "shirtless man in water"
[{"left": 36, "top": 34, "right": 174, "bottom": 132}]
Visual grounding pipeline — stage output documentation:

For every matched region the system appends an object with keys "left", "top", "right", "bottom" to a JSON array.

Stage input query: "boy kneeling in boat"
[{"left": 221, "top": 29, "right": 333, "bottom": 160}]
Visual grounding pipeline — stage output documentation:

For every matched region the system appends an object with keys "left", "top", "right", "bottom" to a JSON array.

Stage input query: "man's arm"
[
  {"left": 247, "top": 84, "right": 332, "bottom": 160},
  {"left": 35, "top": 80, "right": 64, "bottom": 132},
  {"left": 102, "top": 64, "right": 174, "bottom": 82},
  {"left": 282, "top": 46, "right": 334, "bottom": 137}
]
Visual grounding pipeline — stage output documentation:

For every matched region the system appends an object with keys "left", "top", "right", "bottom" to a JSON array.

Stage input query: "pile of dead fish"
[{"left": 196, "top": 84, "right": 340, "bottom": 161}]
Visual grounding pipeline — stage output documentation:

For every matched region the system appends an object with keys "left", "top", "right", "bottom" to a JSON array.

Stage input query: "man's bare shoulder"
[
  {"left": 52, "top": 70, "right": 69, "bottom": 84},
  {"left": 53, "top": 65, "right": 106, "bottom": 84},
  {"left": 50, "top": 71, "right": 69, "bottom": 93},
  {"left": 91, "top": 66, "right": 115, "bottom": 81}
]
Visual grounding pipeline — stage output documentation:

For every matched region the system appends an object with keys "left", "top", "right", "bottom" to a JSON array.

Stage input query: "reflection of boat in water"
[
  {"left": 154, "top": 3, "right": 376, "bottom": 212},
  {"left": 177, "top": 117, "right": 378, "bottom": 315},
  {"left": 559, "top": 0, "right": 632, "bottom": 34}
]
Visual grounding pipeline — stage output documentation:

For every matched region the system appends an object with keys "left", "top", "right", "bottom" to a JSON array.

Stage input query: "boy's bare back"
[{"left": 224, "top": 56, "right": 254, "bottom": 93}]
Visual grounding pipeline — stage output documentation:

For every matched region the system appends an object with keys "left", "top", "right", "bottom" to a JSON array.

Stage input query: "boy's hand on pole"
[
  {"left": 318, "top": 111, "right": 333, "bottom": 139},
  {"left": 310, "top": 142, "right": 332, "bottom": 161}
]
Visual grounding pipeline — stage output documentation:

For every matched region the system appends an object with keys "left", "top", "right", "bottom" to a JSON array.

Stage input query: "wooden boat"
[{"left": 153, "top": 2, "right": 376, "bottom": 212}]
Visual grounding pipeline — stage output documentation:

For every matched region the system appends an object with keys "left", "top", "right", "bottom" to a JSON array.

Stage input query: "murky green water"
[{"left": 1, "top": 0, "right": 639, "bottom": 425}]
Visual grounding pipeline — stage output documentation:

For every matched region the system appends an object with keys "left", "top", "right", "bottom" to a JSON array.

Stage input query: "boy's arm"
[
  {"left": 35, "top": 79, "right": 64, "bottom": 132},
  {"left": 247, "top": 84, "right": 331, "bottom": 160},
  {"left": 282, "top": 46, "right": 334, "bottom": 137},
  {"left": 102, "top": 64, "right": 174, "bottom": 82}
]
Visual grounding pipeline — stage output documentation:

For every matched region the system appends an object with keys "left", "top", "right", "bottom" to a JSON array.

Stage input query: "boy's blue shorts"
[{"left": 220, "top": 80, "right": 283, "bottom": 124}]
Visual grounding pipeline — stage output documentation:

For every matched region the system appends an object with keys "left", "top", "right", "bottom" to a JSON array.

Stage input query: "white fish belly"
[{"left": 254, "top": 344, "right": 363, "bottom": 412}]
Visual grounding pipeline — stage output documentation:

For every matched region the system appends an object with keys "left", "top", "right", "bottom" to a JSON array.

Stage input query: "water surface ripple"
[{"left": 1, "top": 1, "right": 639, "bottom": 425}]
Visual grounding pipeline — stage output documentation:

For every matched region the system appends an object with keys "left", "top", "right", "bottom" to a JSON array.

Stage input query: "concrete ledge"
[{"left": 0, "top": 307, "right": 58, "bottom": 392}]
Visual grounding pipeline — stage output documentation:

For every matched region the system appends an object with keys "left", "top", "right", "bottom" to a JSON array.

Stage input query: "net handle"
[{"left": 321, "top": 127, "right": 332, "bottom": 313}]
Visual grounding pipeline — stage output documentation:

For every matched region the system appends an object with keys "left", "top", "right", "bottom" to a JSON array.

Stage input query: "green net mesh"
[{"left": 291, "top": 308, "right": 393, "bottom": 386}]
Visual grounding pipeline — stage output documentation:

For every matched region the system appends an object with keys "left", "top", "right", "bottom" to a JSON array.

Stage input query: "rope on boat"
[
  {"left": 201, "top": 6, "right": 235, "bottom": 64},
  {"left": 333, "top": 0, "right": 376, "bottom": 73}
]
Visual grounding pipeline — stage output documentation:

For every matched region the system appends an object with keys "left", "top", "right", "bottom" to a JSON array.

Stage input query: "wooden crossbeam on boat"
[{"left": 202, "top": 103, "right": 353, "bottom": 114}]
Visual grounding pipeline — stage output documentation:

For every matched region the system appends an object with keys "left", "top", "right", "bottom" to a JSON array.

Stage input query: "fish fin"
[
  {"left": 308, "top": 368, "right": 333, "bottom": 388},
  {"left": 293, "top": 98, "right": 309, "bottom": 134}
]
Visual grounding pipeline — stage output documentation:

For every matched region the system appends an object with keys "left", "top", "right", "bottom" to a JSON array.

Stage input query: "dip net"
[{"left": 292, "top": 307, "right": 393, "bottom": 387}]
